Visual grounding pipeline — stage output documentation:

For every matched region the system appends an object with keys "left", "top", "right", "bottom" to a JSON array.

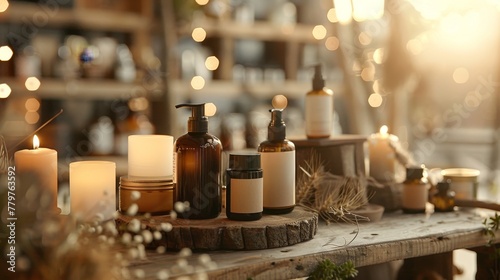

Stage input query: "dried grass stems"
[{"left": 296, "top": 154, "right": 369, "bottom": 225}]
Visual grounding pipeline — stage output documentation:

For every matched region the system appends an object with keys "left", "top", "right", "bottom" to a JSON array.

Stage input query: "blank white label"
[{"left": 230, "top": 178, "right": 263, "bottom": 213}]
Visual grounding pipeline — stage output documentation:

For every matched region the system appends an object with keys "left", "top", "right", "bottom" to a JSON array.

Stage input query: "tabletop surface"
[{"left": 130, "top": 208, "right": 498, "bottom": 279}]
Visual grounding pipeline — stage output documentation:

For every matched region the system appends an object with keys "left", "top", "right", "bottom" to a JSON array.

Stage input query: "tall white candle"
[
  {"left": 14, "top": 135, "right": 58, "bottom": 208},
  {"left": 128, "top": 135, "right": 173, "bottom": 177},
  {"left": 70, "top": 161, "right": 116, "bottom": 221},
  {"left": 368, "top": 125, "right": 399, "bottom": 183}
]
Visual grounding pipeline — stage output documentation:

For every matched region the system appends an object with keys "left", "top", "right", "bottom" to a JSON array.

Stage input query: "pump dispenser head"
[
  {"left": 312, "top": 64, "right": 325, "bottom": 91},
  {"left": 268, "top": 109, "right": 286, "bottom": 141},
  {"left": 175, "top": 103, "right": 208, "bottom": 133}
]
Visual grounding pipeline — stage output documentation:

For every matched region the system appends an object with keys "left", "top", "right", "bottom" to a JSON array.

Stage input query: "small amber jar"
[
  {"left": 401, "top": 167, "right": 429, "bottom": 214},
  {"left": 432, "top": 180, "right": 455, "bottom": 212}
]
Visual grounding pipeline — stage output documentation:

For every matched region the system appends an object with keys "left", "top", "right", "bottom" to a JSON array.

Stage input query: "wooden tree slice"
[{"left": 116, "top": 208, "right": 318, "bottom": 251}]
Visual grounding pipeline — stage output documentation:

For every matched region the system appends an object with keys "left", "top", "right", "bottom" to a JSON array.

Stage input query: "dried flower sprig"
[{"left": 296, "top": 153, "right": 369, "bottom": 224}]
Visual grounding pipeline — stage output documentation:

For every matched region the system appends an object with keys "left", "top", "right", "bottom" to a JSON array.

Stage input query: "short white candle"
[
  {"left": 14, "top": 135, "right": 58, "bottom": 208},
  {"left": 128, "top": 135, "right": 173, "bottom": 177},
  {"left": 368, "top": 125, "right": 399, "bottom": 183},
  {"left": 70, "top": 161, "right": 116, "bottom": 221}
]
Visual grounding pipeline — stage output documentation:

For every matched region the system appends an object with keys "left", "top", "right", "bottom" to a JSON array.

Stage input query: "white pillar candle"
[
  {"left": 70, "top": 161, "right": 116, "bottom": 221},
  {"left": 14, "top": 135, "right": 58, "bottom": 208},
  {"left": 128, "top": 135, "right": 173, "bottom": 177},
  {"left": 368, "top": 125, "right": 399, "bottom": 183}
]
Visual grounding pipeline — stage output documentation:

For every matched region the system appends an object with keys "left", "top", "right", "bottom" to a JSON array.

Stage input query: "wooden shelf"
[
  {"left": 0, "top": 2, "right": 150, "bottom": 33},
  {"left": 170, "top": 79, "right": 342, "bottom": 99},
  {"left": 183, "top": 18, "right": 321, "bottom": 43},
  {"left": 4, "top": 77, "right": 163, "bottom": 100}
]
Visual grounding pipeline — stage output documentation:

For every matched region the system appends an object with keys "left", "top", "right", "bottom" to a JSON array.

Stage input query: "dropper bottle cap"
[
  {"left": 268, "top": 109, "right": 286, "bottom": 141},
  {"left": 175, "top": 103, "right": 208, "bottom": 133},
  {"left": 312, "top": 64, "right": 325, "bottom": 91}
]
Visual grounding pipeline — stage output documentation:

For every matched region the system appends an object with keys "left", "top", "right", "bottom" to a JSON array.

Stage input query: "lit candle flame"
[
  {"left": 33, "top": 135, "right": 40, "bottom": 149},
  {"left": 379, "top": 125, "right": 388, "bottom": 136}
]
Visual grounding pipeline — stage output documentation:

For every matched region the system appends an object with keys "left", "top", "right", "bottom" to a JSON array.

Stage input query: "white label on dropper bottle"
[
  {"left": 260, "top": 150, "right": 295, "bottom": 208},
  {"left": 305, "top": 95, "right": 333, "bottom": 137}
]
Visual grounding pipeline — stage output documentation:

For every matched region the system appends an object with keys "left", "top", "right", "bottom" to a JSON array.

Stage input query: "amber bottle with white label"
[
  {"left": 305, "top": 64, "right": 334, "bottom": 138},
  {"left": 258, "top": 109, "right": 295, "bottom": 214},
  {"left": 401, "top": 167, "right": 429, "bottom": 214}
]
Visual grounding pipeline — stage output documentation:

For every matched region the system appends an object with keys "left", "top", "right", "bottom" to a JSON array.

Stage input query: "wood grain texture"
[
  {"left": 116, "top": 208, "right": 318, "bottom": 251},
  {"left": 130, "top": 210, "right": 500, "bottom": 280}
]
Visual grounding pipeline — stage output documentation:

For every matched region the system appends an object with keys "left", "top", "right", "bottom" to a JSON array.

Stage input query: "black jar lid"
[
  {"left": 229, "top": 153, "right": 261, "bottom": 170},
  {"left": 405, "top": 167, "right": 424, "bottom": 180}
]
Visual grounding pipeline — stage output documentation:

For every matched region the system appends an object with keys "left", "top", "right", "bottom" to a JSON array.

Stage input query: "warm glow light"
[
  {"left": 191, "top": 76, "right": 205, "bottom": 90},
  {"left": 0, "top": 46, "right": 13, "bottom": 61},
  {"left": 325, "top": 36, "right": 340, "bottom": 51},
  {"left": 358, "top": 32, "right": 372, "bottom": 45},
  {"left": 0, "top": 0, "right": 9, "bottom": 13},
  {"left": 0, "top": 83, "right": 11, "bottom": 98},
  {"left": 334, "top": 0, "right": 353, "bottom": 24},
  {"left": 192, "top": 27, "right": 207, "bottom": 42},
  {"left": 25, "top": 112, "right": 40, "bottom": 125},
  {"left": 25, "top": 98, "right": 40, "bottom": 112},
  {"left": 373, "top": 48, "right": 384, "bottom": 64},
  {"left": 327, "top": 8, "right": 338, "bottom": 23},
  {"left": 205, "top": 56, "right": 219, "bottom": 71},
  {"left": 25, "top": 77, "right": 41, "bottom": 91},
  {"left": 380, "top": 125, "right": 388, "bottom": 135},
  {"left": 33, "top": 135, "right": 40, "bottom": 149},
  {"left": 368, "top": 93, "right": 383, "bottom": 108},
  {"left": 361, "top": 65, "right": 375, "bottom": 81},
  {"left": 453, "top": 67, "right": 469, "bottom": 84},
  {"left": 312, "top": 25, "right": 327, "bottom": 40},
  {"left": 352, "top": 0, "right": 384, "bottom": 22},
  {"left": 205, "top": 103, "right": 217, "bottom": 117},
  {"left": 272, "top": 94, "right": 288, "bottom": 109},
  {"left": 128, "top": 97, "right": 149, "bottom": 112},
  {"left": 195, "top": 0, "right": 209, "bottom": 5}
]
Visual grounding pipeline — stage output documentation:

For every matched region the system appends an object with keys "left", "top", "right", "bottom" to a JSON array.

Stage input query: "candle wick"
[{"left": 9, "top": 109, "right": 63, "bottom": 152}]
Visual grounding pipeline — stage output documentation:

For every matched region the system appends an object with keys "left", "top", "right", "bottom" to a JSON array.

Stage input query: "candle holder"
[{"left": 119, "top": 175, "right": 173, "bottom": 216}]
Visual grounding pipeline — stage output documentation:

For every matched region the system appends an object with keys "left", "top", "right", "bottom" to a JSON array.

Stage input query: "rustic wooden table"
[{"left": 130, "top": 209, "right": 498, "bottom": 279}]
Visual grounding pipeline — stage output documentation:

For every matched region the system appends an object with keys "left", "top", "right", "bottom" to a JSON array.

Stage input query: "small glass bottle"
[
  {"left": 432, "top": 180, "right": 455, "bottom": 212},
  {"left": 258, "top": 109, "right": 295, "bottom": 214},
  {"left": 226, "top": 153, "right": 263, "bottom": 221},
  {"left": 401, "top": 167, "right": 429, "bottom": 214}
]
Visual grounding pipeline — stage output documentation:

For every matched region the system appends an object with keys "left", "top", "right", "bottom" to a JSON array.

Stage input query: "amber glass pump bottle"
[
  {"left": 258, "top": 108, "right": 295, "bottom": 214},
  {"left": 174, "top": 103, "right": 222, "bottom": 219},
  {"left": 305, "top": 64, "right": 334, "bottom": 138}
]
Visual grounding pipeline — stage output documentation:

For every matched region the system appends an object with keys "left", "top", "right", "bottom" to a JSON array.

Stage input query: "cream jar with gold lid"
[{"left": 119, "top": 175, "right": 173, "bottom": 216}]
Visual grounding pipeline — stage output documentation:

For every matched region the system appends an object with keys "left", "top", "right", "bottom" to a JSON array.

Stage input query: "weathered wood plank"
[{"left": 130, "top": 210, "right": 500, "bottom": 280}]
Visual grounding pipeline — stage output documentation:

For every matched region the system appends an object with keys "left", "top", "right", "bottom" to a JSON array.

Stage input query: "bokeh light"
[
  {"left": 272, "top": 94, "right": 288, "bottom": 109},
  {"left": 373, "top": 48, "right": 384, "bottom": 64},
  {"left": 191, "top": 76, "right": 205, "bottom": 90},
  {"left": 327, "top": 8, "right": 338, "bottom": 23},
  {"left": 0, "top": 46, "right": 13, "bottom": 61},
  {"left": 0, "top": 83, "right": 11, "bottom": 98},
  {"left": 361, "top": 64, "right": 375, "bottom": 81},
  {"left": 195, "top": 0, "right": 209, "bottom": 5},
  {"left": 312, "top": 25, "right": 327, "bottom": 40},
  {"left": 333, "top": 0, "right": 353, "bottom": 24},
  {"left": 368, "top": 93, "right": 383, "bottom": 108},
  {"left": 205, "top": 103, "right": 217, "bottom": 117},
  {"left": 325, "top": 36, "right": 340, "bottom": 51},
  {"left": 192, "top": 28, "right": 207, "bottom": 42},
  {"left": 25, "top": 98, "right": 40, "bottom": 111},
  {"left": 128, "top": 97, "right": 149, "bottom": 112},
  {"left": 205, "top": 56, "right": 219, "bottom": 71},
  {"left": 25, "top": 77, "right": 41, "bottom": 91},
  {"left": 0, "top": 0, "right": 9, "bottom": 13},
  {"left": 25, "top": 111, "right": 40, "bottom": 124}
]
